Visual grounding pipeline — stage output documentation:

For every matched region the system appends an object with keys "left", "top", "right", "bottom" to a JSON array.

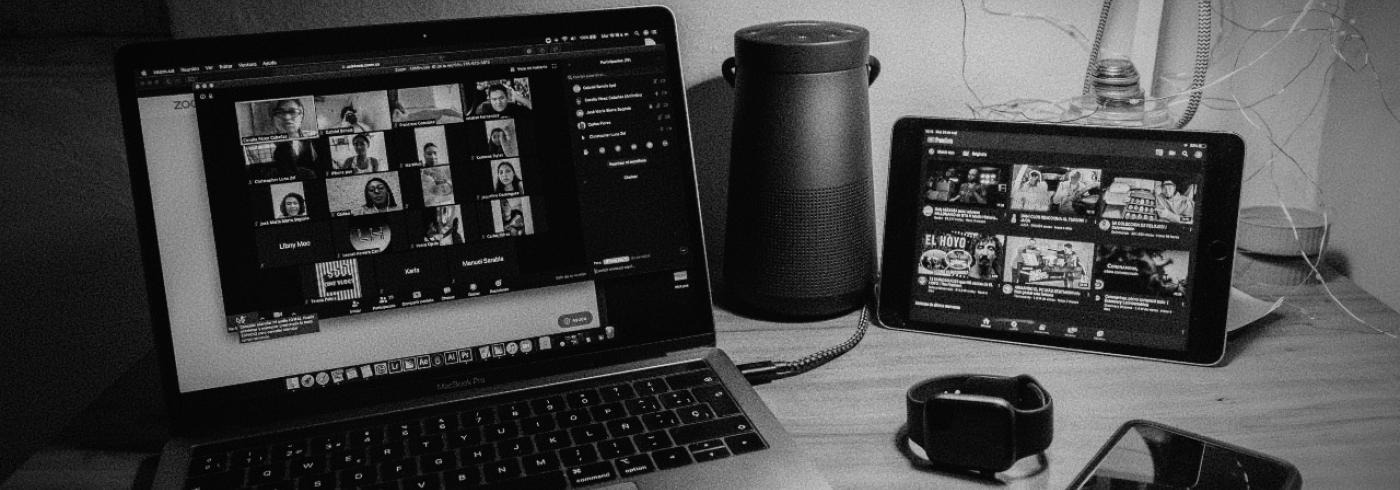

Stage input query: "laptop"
[{"left": 115, "top": 7, "right": 828, "bottom": 489}]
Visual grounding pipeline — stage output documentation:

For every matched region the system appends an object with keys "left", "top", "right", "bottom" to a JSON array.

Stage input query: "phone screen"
[{"left": 1073, "top": 422, "right": 1299, "bottom": 489}]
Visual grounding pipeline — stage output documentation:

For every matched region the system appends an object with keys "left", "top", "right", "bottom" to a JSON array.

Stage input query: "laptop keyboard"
[{"left": 183, "top": 363, "right": 768, "bottom": 489}]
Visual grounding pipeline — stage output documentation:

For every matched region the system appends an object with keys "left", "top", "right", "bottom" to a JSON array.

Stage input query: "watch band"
[{"left": 905, "top": 374, "right": 1053, "bottom": 472}]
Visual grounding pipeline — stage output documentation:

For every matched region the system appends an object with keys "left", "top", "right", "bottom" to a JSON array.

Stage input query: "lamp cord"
[
  {"left": 1082, "top": 0, "right": 1116, "bottom": 96},
  {"left": 1174, "top": 0, "right": 1213, "bottom": 128},
  {"left": 1082, "top": 0, "right": 1213, "bottom": 128}
]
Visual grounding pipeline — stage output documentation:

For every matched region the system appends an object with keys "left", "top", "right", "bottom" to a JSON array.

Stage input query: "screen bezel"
[
  {"left": 115, "top": 6, "right": 716, "bottom": 431},
  {"left": 878, "top": 117, "right": 1243, "bottom": 366}
]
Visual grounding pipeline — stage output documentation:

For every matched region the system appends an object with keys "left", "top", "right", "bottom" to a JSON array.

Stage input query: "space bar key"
[{"left": 669, "top": 416, "right": 755, "bottom": 446}]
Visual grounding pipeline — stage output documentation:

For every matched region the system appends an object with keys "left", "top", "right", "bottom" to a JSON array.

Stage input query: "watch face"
[{"left": 923, "top": 395, "right": 1017, "bottom": 471}]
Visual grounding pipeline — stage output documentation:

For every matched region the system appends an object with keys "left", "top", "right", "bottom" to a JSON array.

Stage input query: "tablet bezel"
[{"left": 878, "top": 117, "right": 1244, "bottom": 366}]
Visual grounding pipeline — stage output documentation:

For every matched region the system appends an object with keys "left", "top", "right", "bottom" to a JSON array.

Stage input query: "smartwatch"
[{"left": 905, "top": 374, "right": 1053, "bottom": 473}]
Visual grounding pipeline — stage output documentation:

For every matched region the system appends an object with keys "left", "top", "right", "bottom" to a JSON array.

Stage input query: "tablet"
[{"left": 878, "top": 117, "right": 1244, "bottom": 365}]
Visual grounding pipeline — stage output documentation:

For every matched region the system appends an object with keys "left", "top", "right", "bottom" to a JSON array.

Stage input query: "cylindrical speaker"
[{"left": 722, "top": 21, "right": 879, "bottom": 319}]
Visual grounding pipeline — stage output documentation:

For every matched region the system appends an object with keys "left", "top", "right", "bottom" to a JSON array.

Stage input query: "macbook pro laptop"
[{"left": 115, "top": 7, "right": 826, "bottom": 489}]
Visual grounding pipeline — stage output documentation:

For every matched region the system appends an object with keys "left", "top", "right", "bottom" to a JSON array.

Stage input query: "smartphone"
[{"left": 1068, "top": 420, "right": 1301, "bottom": 490}]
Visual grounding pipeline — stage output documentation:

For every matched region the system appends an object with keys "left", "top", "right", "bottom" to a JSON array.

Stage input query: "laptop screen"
[{"left": 120, "top": 9, "right": 712, "bottom": 402}]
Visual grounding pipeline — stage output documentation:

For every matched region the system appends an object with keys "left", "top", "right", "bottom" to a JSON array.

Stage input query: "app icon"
[
  {"left": 374, "top": 363, "right": 388, "bottom": 375},
  {"left": 520, "top": 339, "right": 533, "bottom": 353},
  {"left": 286, "top": 377, "right": 301, "bottom": 390},
  {"left": 315, "top": 372, "right": 330, "bottom": 386},
  {"left": 506, "top": 342, "right": 519, "bottom": 355},
  {"left": 300, "top": 374, "right": 315, "bottom": 388}
]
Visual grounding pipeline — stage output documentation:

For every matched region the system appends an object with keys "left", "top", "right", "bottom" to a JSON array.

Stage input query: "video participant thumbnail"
[
  {"left": 449, "top": 239, "right": 520, "bottom": 292},
  {"left": 315, "top": 91, "right": 392, "bottom": 134},
  {"left": 420, "top": 166, "right": 456, "bottom": 207},
  {"left": 461, "top": 117, "right": 536, "bottom": 162},
  {"left": 384, "top": 125, "right": 453, "bottom": 168},
  {"left": 924, "top": 162, "right": 1008, "bottom": 207},
  {"left": 489, "top": 197, "right": 536, "bottom": 237},
  {"left": 243, "top": 139, "right": 327, "bottom": 182},
  {"left": 330, "top": 213, "right": 404, "bottom": 256},
  {"left": 389, "top": 85, "right": 465, "bottom": 126},
  {"left": 326, "top": 172, "right": 404, "bottom": 216},
  {"left": 329, "top": 132, "right": 391, "bottom": 174},
  {"left": 236, "top": 97, "right": 319, "bottom": 142},
  {"left": 247, "top": 181, "right": 329, "bottom": 225},
  {"left": 1094, "top": 245, "right": 1190, "bottom": 297},
  {"left": 484, "top": 118, "right": 521, "bottom": 157},
  {"left": 917, "top": 231, "right": 1004, "bottom": 281},
  {"left": 1008, "top": 165, "right": 1103, "bottom": 216},
  {"left": 1098, "top": 175, "right": 1197, "bottom": 224},
  {"left": 468, "top": 78, "right": 533, "bottom": 118},
  {"left": 1003, "top": 236, "right": 1094, "bottom": 290},
  {"left": 371, "top": 248, "right": 451, "bottom": 301},
  {"left": 418, "top": 205, "right": 469, "bottom": 247},
  {"left": 306, "top": 258, "right": 367, "bottom": 303},
  {"left": 410, "top": 126, "right": 452, "bottom": 167},
  {"left": 417, "top": 126, "right": 449, "bottom": 166},
  {"left": 489, "top": 158, "right": 525, "bottom": 196},
  {"left": 269, "top": 181, "right": 308, "bottom": 219},
  {"left": 254, "top": 221, "right": 332, "bottom": 269}
]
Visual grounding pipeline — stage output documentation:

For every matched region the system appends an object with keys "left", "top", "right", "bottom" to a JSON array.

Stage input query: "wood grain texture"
[
  {"left": 717, "top": 278, "right": 1400, "bottom": 488},
  {"left": 8, "top": 278, "right": 1398, "bottom": 488}
]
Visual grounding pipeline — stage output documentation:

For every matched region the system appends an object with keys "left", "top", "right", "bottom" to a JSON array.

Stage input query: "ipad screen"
[{"left": 881, "top": 118, "right": 1243, "bottom": 364}]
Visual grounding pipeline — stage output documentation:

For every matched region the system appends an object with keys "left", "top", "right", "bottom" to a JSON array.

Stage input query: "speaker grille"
[{"left": 729, "top": 179, "right": 873, "bottom": 297}]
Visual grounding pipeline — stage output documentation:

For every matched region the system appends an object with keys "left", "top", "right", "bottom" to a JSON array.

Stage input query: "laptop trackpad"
[{"left": 595, "top": 483, "right": 639, "bottom": 490}]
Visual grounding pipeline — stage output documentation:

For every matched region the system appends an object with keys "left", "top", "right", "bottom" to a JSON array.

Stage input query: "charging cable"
[{"left": 738, "top": 290, "right": 874, "bottom": 385}]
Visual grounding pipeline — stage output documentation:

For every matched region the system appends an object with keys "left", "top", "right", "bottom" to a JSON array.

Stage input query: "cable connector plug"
[{"left": 738, "top": 360, "right": 786, "bottom": 386}]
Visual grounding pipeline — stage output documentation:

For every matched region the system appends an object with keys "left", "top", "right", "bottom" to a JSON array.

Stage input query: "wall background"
[
  {"left": 2, "top": 0, "right": 1396, "bottom": 481},
  {"left": 1319, "top": 0, "right": 1400, "bottom": 313}
]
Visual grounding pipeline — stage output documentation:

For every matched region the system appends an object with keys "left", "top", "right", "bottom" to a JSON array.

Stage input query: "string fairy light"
[{"left": 954, "top": 0, "right": 1398, "bottom": 337}]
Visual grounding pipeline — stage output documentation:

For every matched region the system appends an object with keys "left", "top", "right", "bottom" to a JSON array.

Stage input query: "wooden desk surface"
[
  {"left": 8, "top": 278, "right": 1400, "bottom": 489},
  {"left": 717, "top": 278, "right": 1400, "bottom": 489}
]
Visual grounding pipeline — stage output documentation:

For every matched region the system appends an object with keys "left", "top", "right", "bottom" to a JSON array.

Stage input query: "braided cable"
[
  {"left": 1083, "top": 0, "right": 1116, "bottom": 96},
  {"left": 1174, "top": 0, "right": 1213, "bottom": 128},
  {"left": 773, "top": 302, "right": 871, "bottom": 378}
]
